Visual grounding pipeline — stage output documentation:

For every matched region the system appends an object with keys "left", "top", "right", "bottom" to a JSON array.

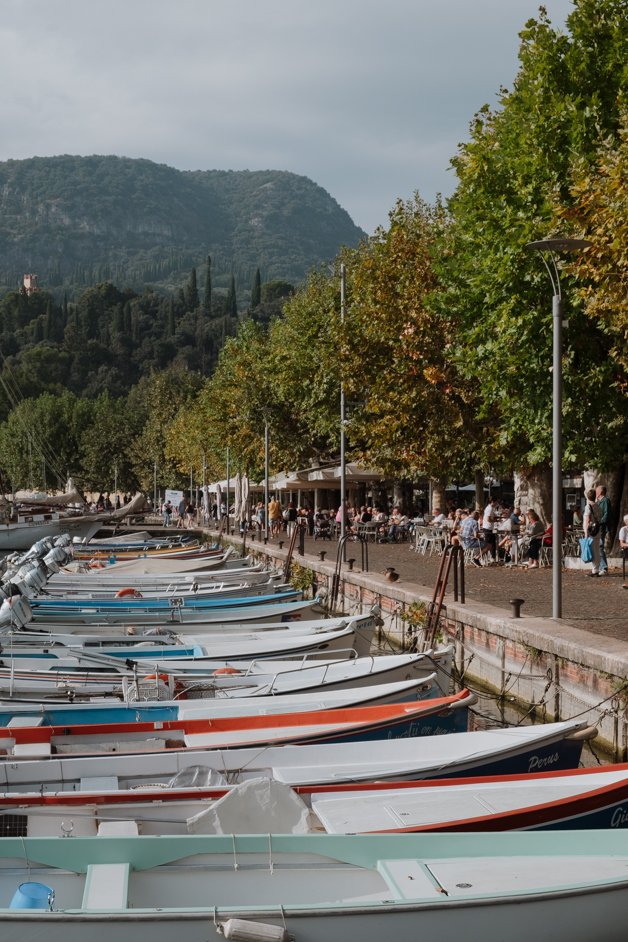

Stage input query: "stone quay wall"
[{"left": 233, "top": 535, "right": 628, "bottom": 760}]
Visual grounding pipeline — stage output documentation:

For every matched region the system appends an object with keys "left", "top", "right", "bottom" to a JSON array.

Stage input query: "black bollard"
[
  {"left": 347, "top": 558, "right": 355, "bottom": 571},
  {"left": 318, "top": 551, "right": 327, "bottom": 562},
  {"left": 278, "top": 541, "right": 284, "bottom": 550},
  {"left": 510, "top": 598, "right": 525, "bottom": 618}
]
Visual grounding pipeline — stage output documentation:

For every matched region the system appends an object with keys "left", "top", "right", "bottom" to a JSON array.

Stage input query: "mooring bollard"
[
  {"left": 278, "top": 541, "right": 284, "bottom": 550},
  {"left": 510, "top": 598, "right": 525, "bottom": 618},
  {"left": 347, "top": 558, "right": 355, "bottom": 571},
  {"left": 318, "top": 551, "right": 327, "bottom": 562}
]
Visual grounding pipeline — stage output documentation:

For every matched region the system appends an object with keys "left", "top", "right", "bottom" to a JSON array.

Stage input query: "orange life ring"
[
  {"left": 115, "top": 587, "right": 143, "bottom": 599},
  {"left": 213, "top": 667, "right": 241, "bottom": 675},
  {"left": 89, "top": 560, "right": 105, "bottom": 569},
  {"left": 143, "top": 673, "right": 170, "bottom": 684}
]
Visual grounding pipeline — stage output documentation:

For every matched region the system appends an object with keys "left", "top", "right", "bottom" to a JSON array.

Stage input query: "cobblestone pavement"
[{"left": 285, "top": 533, "right": 627, "bottom": 642}]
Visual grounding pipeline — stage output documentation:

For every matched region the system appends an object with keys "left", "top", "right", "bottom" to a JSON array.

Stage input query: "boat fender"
[
  {"left": 566, "top": 725, "right": 599, "bottom": 742},
  {"left": 115, "top": 587, "right": 143, "bottom": 599},
  {"left": 218, "top": 918, "right": 289, "bottom": 942},
  {"left": 213, "top": 667, "right": 241, "bottom": 675}
]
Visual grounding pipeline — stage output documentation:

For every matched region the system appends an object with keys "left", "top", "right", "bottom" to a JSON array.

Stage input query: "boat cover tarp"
[{"left": 186, "top": 777, "right": 313, "bottom": 834}]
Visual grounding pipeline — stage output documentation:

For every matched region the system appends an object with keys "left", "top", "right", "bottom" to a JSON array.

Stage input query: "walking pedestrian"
[
  {"left": 583, "top": 489, "right": 602, "bottom": 576},
  {"left": 596, "top": 485, "right": 611, "bottom": 575}
]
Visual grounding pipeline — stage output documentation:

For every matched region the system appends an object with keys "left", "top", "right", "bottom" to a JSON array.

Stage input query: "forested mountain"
[{"left": 0, "top": 155, "right": 366, "bottom": 298}]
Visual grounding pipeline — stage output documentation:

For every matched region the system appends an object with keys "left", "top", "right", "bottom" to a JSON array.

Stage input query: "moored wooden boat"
[
  {"left": 6, "top": 763, "right": 628, "bottom": 837},
  {"left": 0, "top": 625, "right": 369, "bottom": 696},
  {"left": 0, "top": 830, "right": 627, "bottom": 941},
  {"left": 26, "top": 596, "right": 325, "bottom": 627},
  {"left": 0, "top": 675, "right": 437, "bottom": 726},
  {"left": 0, "top": 719, "right": 594, "bottom": 792},
  {"left": 0, "top": 690, "right": 475, "bottom": 757}
]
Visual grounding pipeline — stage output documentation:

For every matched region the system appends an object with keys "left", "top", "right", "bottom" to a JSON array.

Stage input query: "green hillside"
[{"left": 0, "top": 155, "right": 366, "bottom": 297}]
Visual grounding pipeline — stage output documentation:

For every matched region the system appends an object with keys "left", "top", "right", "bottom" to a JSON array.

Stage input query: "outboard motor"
[
  {"left": 22, "top": 537, "right": 56, "bottom": 563},
  {"left": 54, "top": 534, "right": 72, "bottom": 548},
  {"left": 43, "top": 546, "right": 71, "bottom": 575},
  {"left": 11, "top": 562, "right": 48, "bottom": 597},
  {"left": 0, "top": 595, "right": 33, "bottom": 629}
]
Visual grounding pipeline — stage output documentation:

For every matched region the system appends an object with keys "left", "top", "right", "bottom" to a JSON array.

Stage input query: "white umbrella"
[
  {"left": 240, "top": 473, "right": 250, "bottom": 524},
  {"left": 201, "top": 485, "right": 210, "bottom": 522},
  {"left": 233, "top": 473, "right": 242, "bottom": 522},
  {"left": 215, "top": 483, "right": 223, "bottom": 521}
]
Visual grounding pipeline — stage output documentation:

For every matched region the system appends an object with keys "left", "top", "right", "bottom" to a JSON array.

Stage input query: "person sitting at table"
[
  {"left": 459, "top": 510, "right": 491, "bottom": 565},
  {"left": 350, "top": 505, "right": 372, "bottom": 535},
  {"left": 388, "top": 507, "right": 409, "bottom": 542},
  {"left": 431, "top": 507, "right": 446, "bottom": 525},
  {"left": 358, "top": 505, "right": 372, "bottom": 523},
  {"left": 571, "top": 506, "right": 583, "bottom": 528},
  {"left": 450, "top": 508, "right": 468, "bottom": 546},
  {"left": 525, "top": 509, "right": 545, "bottom": 569},
  {"left": 372, "top": 506, "right": 389, "bottom": 541}
]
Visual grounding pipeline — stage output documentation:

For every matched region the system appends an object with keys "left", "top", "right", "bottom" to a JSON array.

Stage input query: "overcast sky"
[{"left": 1, "top": 0, "right": 574, "bottom": 235}]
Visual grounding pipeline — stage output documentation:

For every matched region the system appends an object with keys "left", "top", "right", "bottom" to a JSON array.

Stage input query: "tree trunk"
[
  {"left": 474, "top": 470, "right": 484, "bottom": 511},
  {"left": 430, "top": 479, "right": 447, "bottom": 515},
  {"left": 393, "top": 480, "right": 413, "bottom": 514},
  {"left": 514, "top": 465, "right": 552, "bottom": 524}
]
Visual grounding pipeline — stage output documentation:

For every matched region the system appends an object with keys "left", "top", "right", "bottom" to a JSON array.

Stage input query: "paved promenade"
[{"left": 263, "top": 532, "right": 627, "bottom": 642}]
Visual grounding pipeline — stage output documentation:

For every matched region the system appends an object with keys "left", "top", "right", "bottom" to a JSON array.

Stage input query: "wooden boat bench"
[
  {"left": 377, "top": 858, "right": 445, "bottom": 899},
  {"left": 82, "top": 821, "right": 138, "bottom": 910}
]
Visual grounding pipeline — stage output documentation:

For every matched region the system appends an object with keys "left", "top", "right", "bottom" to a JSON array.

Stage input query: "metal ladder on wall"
[{"left": 423, "top": 543, "right": 465, "bottom": 650}]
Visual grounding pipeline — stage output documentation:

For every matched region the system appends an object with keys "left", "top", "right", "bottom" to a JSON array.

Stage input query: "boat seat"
[
  {"left": 13, "top": 741, "right": 51, "bottom": 757},
  {"left": 82, "top": 822, "right": 138, "bottom": 910},
  {"left": 7, "top": 716, "right": 44, "bottom": 727},
  {"left": 377, "top": 859, "right": 444, "bottom": 899},
  {"left": 98, "top": 821, "right": 139, "bottom": 836},
  {"left": 82, "top": 862, "right": 130, "bottom": 910},
  {"left": 80, "top": 776, "right": 119, "bottom": 792}
]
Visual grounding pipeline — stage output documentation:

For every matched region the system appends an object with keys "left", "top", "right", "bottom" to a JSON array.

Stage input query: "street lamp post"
[
  {"left": 339, "top": 263, "right": 347, "bottom": 544},
  {"left": 525, "top": 237, "right": 591, "bottom": 619},
  {"left": 264, "top": 421, "right": 270, "bottom": 542}
]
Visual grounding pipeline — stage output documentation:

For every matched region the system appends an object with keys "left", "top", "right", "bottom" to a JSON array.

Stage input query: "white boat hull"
[
  {"left": 0, "top": 831, "right": 627, "bottom": 942},
  {"left": 0, "top": 516, "right": 102, "bottom": 551}
]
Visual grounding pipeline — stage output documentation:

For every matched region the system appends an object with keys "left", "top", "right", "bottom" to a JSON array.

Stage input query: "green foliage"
[
  {"left": 0, "top": 156, "right": 365, "bottom": 298},
  {"left": 289, "top": 563, "right": 315, "bottom": 594},
  {"left": 441, "top": 0, "right": 628, "bottom": 473}
]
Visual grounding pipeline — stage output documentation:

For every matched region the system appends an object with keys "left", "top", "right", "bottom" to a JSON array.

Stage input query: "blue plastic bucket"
[{"left": 9, "top": 881, "right": 54, "bottom": 909}]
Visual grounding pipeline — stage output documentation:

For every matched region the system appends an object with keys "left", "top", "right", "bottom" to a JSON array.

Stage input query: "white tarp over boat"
[{"left": 186, "top": 777, "right": 312, "bottom": 834}]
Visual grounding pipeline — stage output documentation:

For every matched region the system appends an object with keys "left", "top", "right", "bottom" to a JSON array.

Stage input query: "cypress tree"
[
  {"left": 251, "top": 267, "right": 261, "bottom": 308},
  {"left": 44, "top": 300, "right": 52, "bottom": 341},
  {"left": 226, "top": 274, "right": 237, "bottom": 318},
  {"left": 203, "top": 255, "right": 212, "bottom": 314},
  {"left": 186, "top": 268, "right": 199, "bottom": 310}
]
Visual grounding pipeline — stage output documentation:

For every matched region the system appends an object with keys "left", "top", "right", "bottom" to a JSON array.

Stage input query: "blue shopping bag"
[{"left": 579, "top": 536, "right": 593, "bottom": 563}]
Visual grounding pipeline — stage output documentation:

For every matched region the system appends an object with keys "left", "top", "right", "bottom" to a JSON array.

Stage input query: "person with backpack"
[
  {"left": 583, "top": 489, "right": 602, "bottom": 576},
  {"left": 596, "top": 485, "right": 612, "bottom": 576}
]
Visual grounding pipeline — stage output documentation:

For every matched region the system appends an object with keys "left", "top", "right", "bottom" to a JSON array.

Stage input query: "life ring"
[
  {"left": 213, "top": 667, "right": 241, "bottom": 675},
  {"left": 89, "top": 560, "right": 105, "bottom": 570},
  {"left": 115, "top": 587, "right": 143, "bottom": 599},
  {"left": 143, "top": 673, "right": 170, "bottom": 684}
]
